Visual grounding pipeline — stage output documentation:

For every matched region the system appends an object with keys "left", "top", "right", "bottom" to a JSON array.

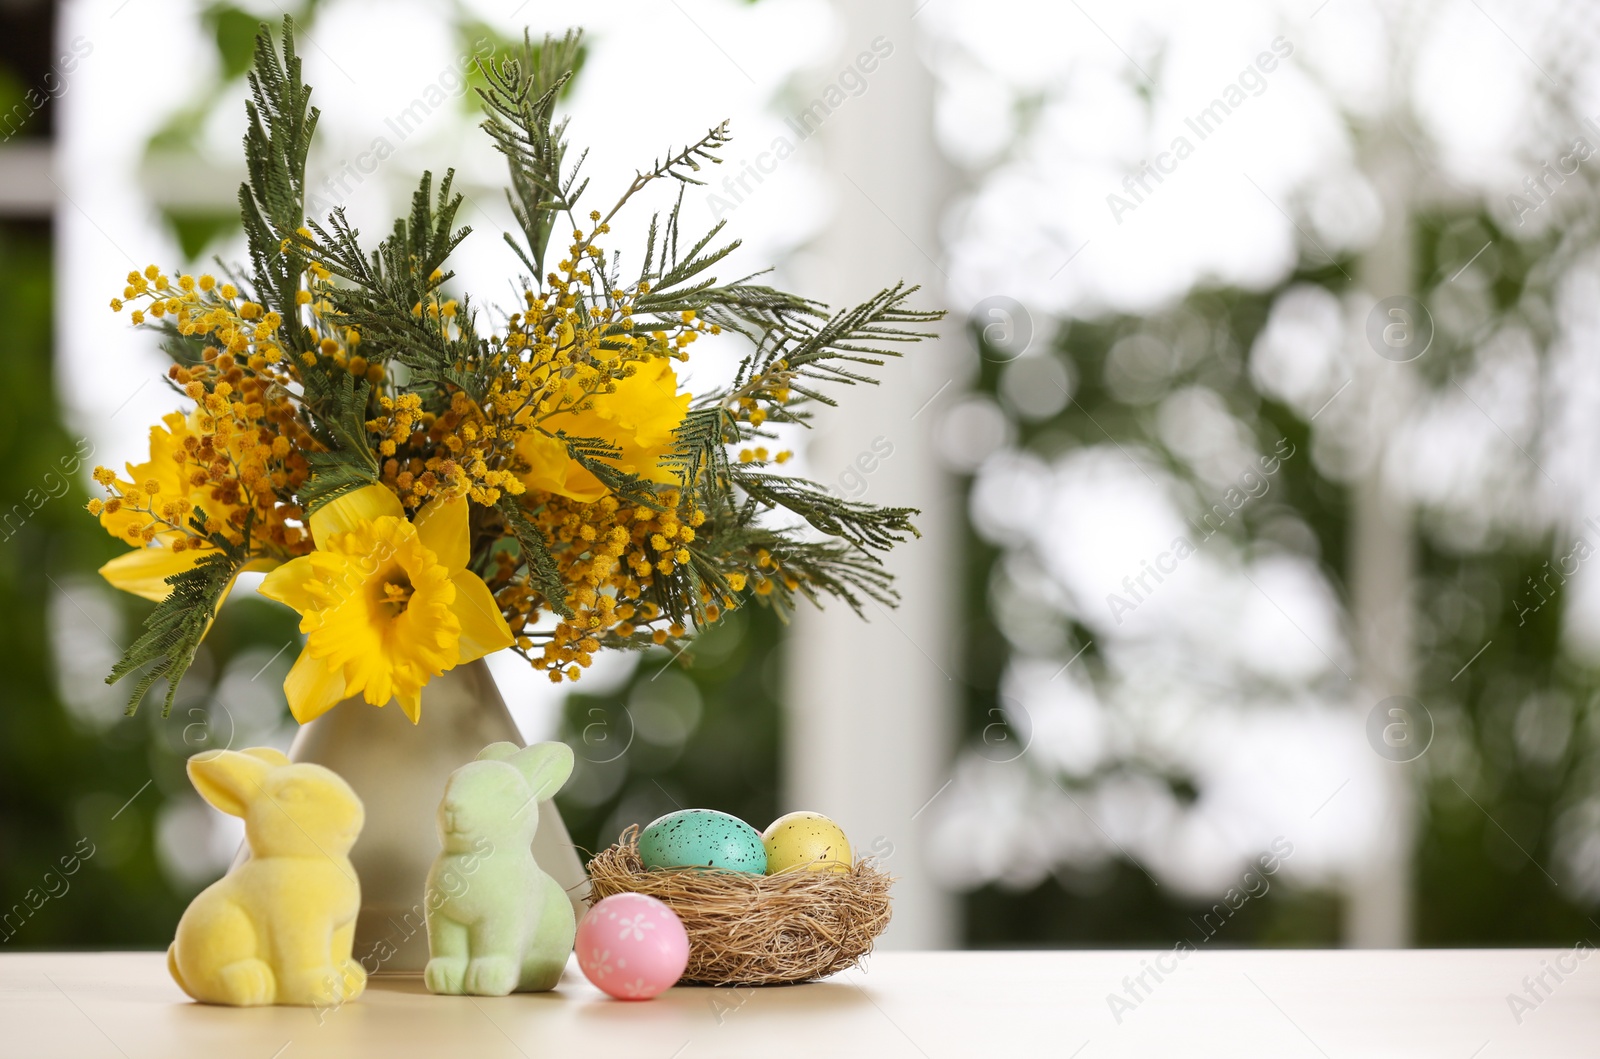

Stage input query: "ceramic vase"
[{"left": 280, "top": 659, "right": 588, "bottom": 974}]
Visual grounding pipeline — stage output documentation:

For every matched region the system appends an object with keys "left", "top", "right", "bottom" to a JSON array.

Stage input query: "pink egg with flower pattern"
[{"left": 576, "top": 893, "right": 690, "bottom": 1000}]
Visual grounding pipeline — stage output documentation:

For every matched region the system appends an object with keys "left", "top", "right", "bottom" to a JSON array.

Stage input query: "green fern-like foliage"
[
  {"left": 238, "top": 20, "right": 316, "bottom": 357},
  {"left": 304, "top": 170, "right": 481, "bottom": 407},
  {"left": 296, "top": 369, "right": 377, "bottom": 513},
  {"left": 477, "top": 29, "right": 588, "bottom": 278},
  {"left": 108, "top": 513, "right": 252, "bottom": 717}
]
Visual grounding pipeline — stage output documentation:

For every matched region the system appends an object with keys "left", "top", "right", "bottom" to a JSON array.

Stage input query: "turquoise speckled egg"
[{"left": 637, "top": 809, "right": 767, "bottom": 874}]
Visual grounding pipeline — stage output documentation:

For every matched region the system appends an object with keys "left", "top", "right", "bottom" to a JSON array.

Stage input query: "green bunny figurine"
[{"left": 423, "top": 741, "right": 577, "bottom": 996}]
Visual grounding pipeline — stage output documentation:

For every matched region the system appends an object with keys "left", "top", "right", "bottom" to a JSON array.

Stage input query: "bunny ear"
[
  {"left": 509, "top": 742, "right": 574, "bottom": 802},
  {"left": 187, "top": 748, "right": 279, "bottom": 818},
  {"left": 473, "top": 741, "right": 574, "bottom": 800},
  {"left": 476, "top": 741, "right": 520, "bottom": 764}
]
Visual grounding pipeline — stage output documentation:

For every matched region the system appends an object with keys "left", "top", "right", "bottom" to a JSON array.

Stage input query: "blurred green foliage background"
[{"left": 955, "top": 221, "right": 1600, "bottom": 946}]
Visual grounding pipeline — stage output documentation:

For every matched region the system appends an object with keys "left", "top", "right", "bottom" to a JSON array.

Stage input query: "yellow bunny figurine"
[{"left": 167, "top": 747, "right": 367, "bottom": 1007}]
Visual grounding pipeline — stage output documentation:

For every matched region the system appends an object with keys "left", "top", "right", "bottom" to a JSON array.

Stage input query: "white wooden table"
[{"left": 1, "top": 949, "right": 1594, "bottom": 1057}]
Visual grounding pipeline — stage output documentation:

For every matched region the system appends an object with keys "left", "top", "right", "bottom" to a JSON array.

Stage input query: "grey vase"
[{"left": 281, "top": 658, "right": 588, "bottom": 974}]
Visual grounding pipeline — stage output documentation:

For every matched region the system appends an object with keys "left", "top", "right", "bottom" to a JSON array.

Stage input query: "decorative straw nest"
[{"left": 586, "top": 825, "right": 894, "bottom": 985}]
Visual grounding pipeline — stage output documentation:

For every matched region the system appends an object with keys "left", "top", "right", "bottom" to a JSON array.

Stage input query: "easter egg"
[
  {"left": 761, "top": 811, "right": 853, "bottom": 875},
  {"left": 638, "top": 809, "right": 767, "bottom": 873},
  {"left": 576, "top": 893, "right": 689, "bottom": 1000}
]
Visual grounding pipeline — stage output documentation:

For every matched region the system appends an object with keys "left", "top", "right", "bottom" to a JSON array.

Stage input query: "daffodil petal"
[
  {"left": 308, "top": 484, "right": 404, "bottom": 548},
  {"left": 413, "top": 493, "right": 470, "bottom": 571},
  {"left": 283, "top": 649, "right": 350, "bottom": 724},
  {"left": 554, "top": 463, "right": 607, "bottom": 502},
  {"left": 99, "top": 546, "right": 206, "bottom": 602},
  {"left": 610, "top": 357, "right": 690, "bottom": 446},
  {"left": 515, "top": 429, "right": 608, "bottom": 502},
  {"left": 396, "top": 687, "right": 422, "bottom": 725},
  {"left": 448, "top": 570, "right": 514, "bottom": 662},
  {"left": 257, "top": 555, "right": 320, "bottom": 611}
]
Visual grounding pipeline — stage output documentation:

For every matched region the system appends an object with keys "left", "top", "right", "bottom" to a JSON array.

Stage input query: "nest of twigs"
[{"left": 586, "top": 825, "right": 894, "bottom": 985}]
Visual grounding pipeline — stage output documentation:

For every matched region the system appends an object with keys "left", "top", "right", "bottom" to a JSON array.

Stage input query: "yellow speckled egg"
[{"left": 762, "top": 811, "right": 852, "bottom": 875}]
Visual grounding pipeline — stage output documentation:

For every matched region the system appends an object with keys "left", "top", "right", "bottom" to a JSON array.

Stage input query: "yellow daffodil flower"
[
  {"left": 516, "top": 357, "right": 690, "bottom": 501},
  {"left": 258, "top": 484, "right": 514, "bottom": 724},
  {"left": 97, "top": 411, "right": 277, "bottom": 603}
]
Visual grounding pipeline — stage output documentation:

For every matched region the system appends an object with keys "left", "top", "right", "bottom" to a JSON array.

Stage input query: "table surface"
[{"left": 0, "top": 949, "right": 1594, "bottom": 1058}]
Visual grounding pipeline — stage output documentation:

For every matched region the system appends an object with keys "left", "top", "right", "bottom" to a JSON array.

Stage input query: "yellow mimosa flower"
[
  {"left": 258, "top": 484, "right": 514, "bottom": 724},
  {"left": 516, "top": 356, "right": 690, "bottom": 501}
]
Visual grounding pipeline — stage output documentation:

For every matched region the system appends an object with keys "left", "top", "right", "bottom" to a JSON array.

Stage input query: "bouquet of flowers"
[{"left": 88, "top": 21, "right": 937, "bottom": 725}]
